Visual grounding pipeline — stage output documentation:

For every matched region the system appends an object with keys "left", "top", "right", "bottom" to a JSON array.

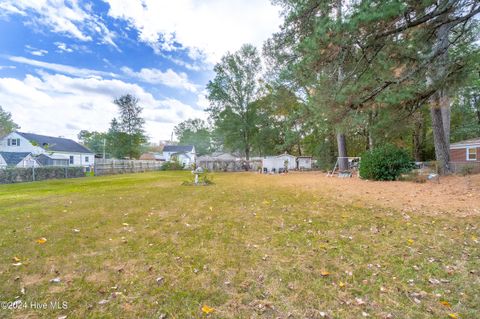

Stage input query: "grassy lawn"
[{"left": 0, "top": 171, "right": 479, "bottom": 318}]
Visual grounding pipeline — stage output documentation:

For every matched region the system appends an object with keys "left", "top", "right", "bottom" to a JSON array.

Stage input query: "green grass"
[{"left": 0, "top": 172, "right": 478, "bottom": 318}]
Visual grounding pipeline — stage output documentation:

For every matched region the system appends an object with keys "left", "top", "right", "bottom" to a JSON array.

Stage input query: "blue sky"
[{"left": 0, "top": 0, "right": 281, "bottom": 142}]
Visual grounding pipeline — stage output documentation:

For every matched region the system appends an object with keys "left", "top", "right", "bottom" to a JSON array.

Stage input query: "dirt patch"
[
  {"left": 22, "top": 274, "right": 44, "bottom": 286},
  {"left": 274, "top": 172, "right": 480, "bottom": 216}
]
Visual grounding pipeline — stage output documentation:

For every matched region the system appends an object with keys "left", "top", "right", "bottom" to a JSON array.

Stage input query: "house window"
[
  {"left": 467, "top": 147, "right": 477, "bottom": 161},
  {"left": 69, "top": 156, "right": 74, "bottom": 165},
  {"left": 8, "top": 138, "right": 20, "bottom": 146},
  {"left": 85, "top": 156, "right": 89, "bottom": 163}
]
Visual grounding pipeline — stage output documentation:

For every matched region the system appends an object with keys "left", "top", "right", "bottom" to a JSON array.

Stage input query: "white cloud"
[
  {"left": 0, "top": 65, "right": 16, "bottom": 70},
  {"left": 0, "top": 0, "right": 118, "bottom": 48},
  {"left": 25, "top": 45, "right": 48, "bottom": 56},
  {"left": 0, "top": 73, "right": 207, "bottom": 141},
  {"left": 30, "top": 50, "right": 48, "bottom": 56},
  {"left": 103, "top": 0, "right": 282, "bottom": 63},
  {"left": 121, "top": 67, "right": 198, "bottom": 92},
  {"left": 54, "top": 42, "right": 74, "bottom": 53},
  {"left": 8, "top": 56, "right": 117, "bottom": 78}
]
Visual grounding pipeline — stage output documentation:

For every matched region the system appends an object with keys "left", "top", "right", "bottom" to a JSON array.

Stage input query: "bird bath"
[{"left": 193, "top": 167, "right": 205, "bottom": 185}]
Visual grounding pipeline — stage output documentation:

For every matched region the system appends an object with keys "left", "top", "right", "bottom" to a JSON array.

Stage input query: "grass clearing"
[{"left": 0, "top": 171, "right": 479, "bottom": 318}]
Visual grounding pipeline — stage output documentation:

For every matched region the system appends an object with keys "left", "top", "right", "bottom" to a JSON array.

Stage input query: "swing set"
[{"left": 327, "top": 157, "right": 361, "bottom": 177}]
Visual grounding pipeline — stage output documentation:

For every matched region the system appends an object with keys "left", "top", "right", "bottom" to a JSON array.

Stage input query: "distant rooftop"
[
  {"left": 16, "top": 132, "right": 92, "bottom": 154},
  {"left": 163, "top": 145, "right": 195, "bottom": 153}
]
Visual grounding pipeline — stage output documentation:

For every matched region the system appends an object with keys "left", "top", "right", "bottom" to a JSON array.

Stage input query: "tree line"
[{"left": 178, "top": 0, "right": 480, "bottom": 175}]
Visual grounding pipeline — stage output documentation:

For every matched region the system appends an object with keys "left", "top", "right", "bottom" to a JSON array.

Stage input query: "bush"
[
  {"left": 182, "top": 169, "right": 214, "bottom": 186},
  {"left": 459, "top": 164, "right": 474, "bottom": 176},
  {"left": 359, "top": 145, "right": 414, "bottom": 181},
  {"left": 160, "top": 161, "right": 184, "bottom": 171},
  {"left": 0, "top": 166, "right": 85, "bottom": 184}
]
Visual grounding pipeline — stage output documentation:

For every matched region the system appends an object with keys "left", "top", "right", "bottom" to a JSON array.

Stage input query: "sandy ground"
[{"left": 276, "top": 172, "right": 480, "bottom": 217}]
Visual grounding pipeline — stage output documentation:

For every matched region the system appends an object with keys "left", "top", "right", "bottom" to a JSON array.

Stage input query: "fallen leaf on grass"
[
  {"left": 355, "top": 298, "right": 365, "bottom": 305},
  {"left": 209, "top": 206, "right": 213, "bottom": 211},
  {"left": 13, "top": 256, "right": 20, "bottom": 262},
  {"left": 320, "top": 271, "right": 330, "bottom": 276},
  {"left": 407, "top": 239, "right": 414, "bottom": 245},
  {"left": 122, "top": 223, "right": 129, "bottom": 226},
  {"left": 36, "top": 237, "right": 47, "bottom": 244},
  {"left": 201, "top": 305, "right": 215, "bottom": 314},
  {"left": 448, "top": 314, "right": 458, "bottom": 319},
  {"left": 440, "top": 300, "right": 452, "bottom": 308}
]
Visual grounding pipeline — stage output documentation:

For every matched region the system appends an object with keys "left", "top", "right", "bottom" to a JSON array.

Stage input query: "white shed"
[
  {"left": 297, "top": 156, "right": 313, "bottom": 170},
  {"left": 262, "top": 153, "right": 297, "bottom": 173}
]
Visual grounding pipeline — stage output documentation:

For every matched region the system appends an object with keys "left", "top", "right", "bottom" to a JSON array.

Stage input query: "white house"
[
  {"left": 0, "top": 152, "right": 39, "bottom": 168},
  {"left": 262, "top": 153, "right": 297, "bottom": 173},
  {"left": 162, "top": 145, "right": 196, "bottom": 168},
  {"left": 0, "top": 132, "right": 94, "bottom": 167}
]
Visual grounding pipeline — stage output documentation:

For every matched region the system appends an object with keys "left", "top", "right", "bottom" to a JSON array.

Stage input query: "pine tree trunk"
[
  {"left": 337, "top": 133, "right": 348, "bottom": 171},
  {"left": 412, "top": 111, "right": 424, "bottom": 162},
  {"left": 335, "top": 0, "right": 348, "bottom": 172},
  {"left": 440, "top": 91, "right": 451, "bottom": 149},
  {"left": 430, "top": 93, "right": 451, "bottom": 174},
  {"left": 428, "top": 3, "right": 452, "bottom": 175},
  {"left": 367, "top": 110, "right": 374, "bottom": 150}
]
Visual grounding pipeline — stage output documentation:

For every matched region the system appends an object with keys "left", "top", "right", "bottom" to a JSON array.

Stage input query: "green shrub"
[
  {"left": 182, "top": 169, "right": 214, "bottom": 186},
  {"left": 359, "top": 144, "right": 414, "bottom": 181},
  {"left": 160, "top": 161, "right": 184, "bottom": 171},
  {"left": 459, "top": 164, "right": 474, "bottom": 176}
]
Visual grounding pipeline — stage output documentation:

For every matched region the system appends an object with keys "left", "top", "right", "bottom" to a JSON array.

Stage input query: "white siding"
[
  {"left": 0, "top": 132, "right": 44, "bottom": 154},
  {"left": 55, "top": 152, "right": 95, "bottom": 167},
  {"left": 297, "top": 158, "right": 312, "bottom": 169},
  {"left": 163, "top": 150, "right": 196, "bottom": 167},
  {"left": 0, "top": 154, "right": 6, "bottom": 167},
  {"left": 262, "top": 154, "right": 297, "bottom": 172}
]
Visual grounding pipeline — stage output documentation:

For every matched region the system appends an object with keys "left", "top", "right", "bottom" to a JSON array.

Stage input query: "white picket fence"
[{"left": 94, "top": 159, "right": 163, "bottom": 176}]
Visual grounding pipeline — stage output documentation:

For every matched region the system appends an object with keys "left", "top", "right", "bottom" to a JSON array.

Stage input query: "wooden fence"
[{"left": 94, "top": 159, "right": 163, "bottom": 176}]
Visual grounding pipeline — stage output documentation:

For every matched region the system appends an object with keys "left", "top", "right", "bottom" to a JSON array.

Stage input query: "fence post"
[{"left": 32, "top": 166, "right": 35, "bottom": 182}]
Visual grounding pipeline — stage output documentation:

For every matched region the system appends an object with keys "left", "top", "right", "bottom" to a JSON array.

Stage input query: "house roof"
[
  {"left": 450, "top": 138, "right": 480, "bottom": 148},
  {"left": 17, "top": 132, "right": 93, "bottom": 153},
  {"left": 163, "top": 145, "right": 195, "bottom": 153},
  {"left": 0, "top": 152, "right": 32, "bottom": 166}
]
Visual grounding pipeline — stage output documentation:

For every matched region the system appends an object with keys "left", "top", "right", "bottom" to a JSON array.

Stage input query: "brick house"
[{"left": 450, "top": 138, "right": 480, "bottom": 173}]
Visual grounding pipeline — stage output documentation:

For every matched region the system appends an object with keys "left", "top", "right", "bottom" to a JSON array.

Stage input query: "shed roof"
[
  {"left": 0, "top": 152, "right": 32, "bottom": 166},
  {"left": 17, "top": 132, "right": 92, "bottom": 153},
  {"left": 163, "top": 145, "right": 195, "bottom": 153}
]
